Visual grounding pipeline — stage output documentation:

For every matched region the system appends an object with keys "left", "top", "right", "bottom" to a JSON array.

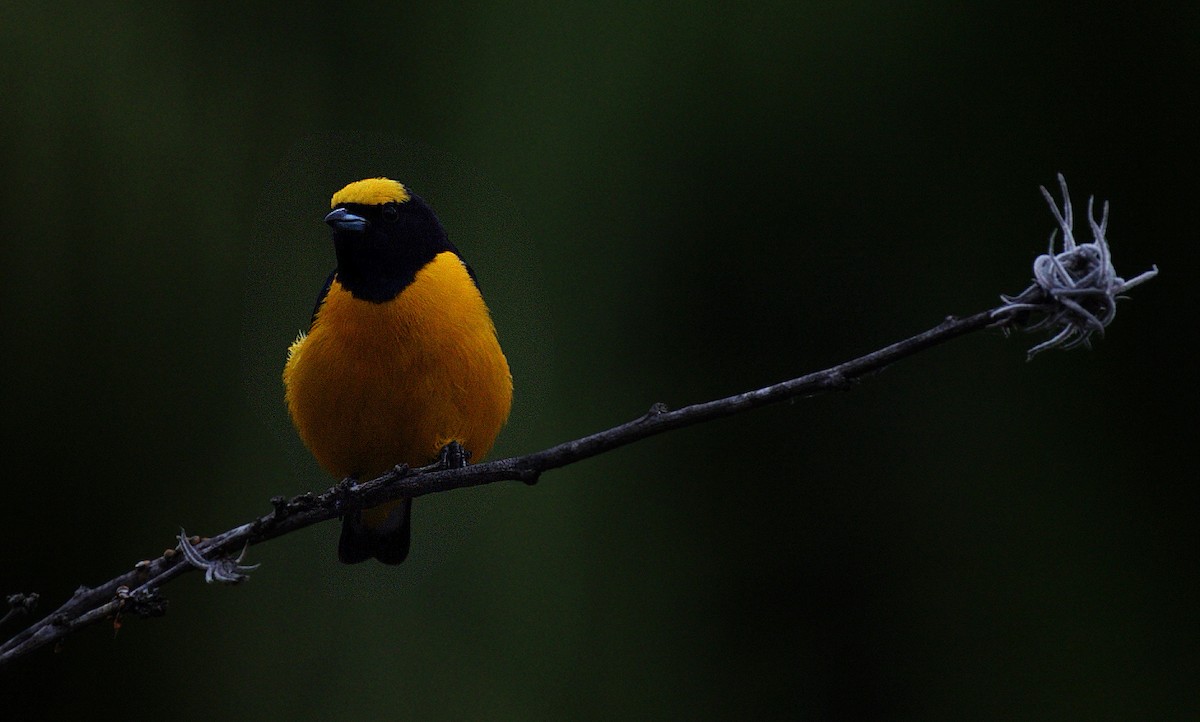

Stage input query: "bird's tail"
[{"left": 338, "top": 497, "right": 413, "bottom": 565}]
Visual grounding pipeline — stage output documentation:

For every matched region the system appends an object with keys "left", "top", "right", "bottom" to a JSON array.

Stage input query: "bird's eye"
[{"left": 381, "top": 203, "right": 400, "bottom": 223}]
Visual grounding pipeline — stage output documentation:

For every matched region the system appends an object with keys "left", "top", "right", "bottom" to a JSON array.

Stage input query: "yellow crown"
[{"left": 330, "top": 178, "right": 411, "bottom": 207}]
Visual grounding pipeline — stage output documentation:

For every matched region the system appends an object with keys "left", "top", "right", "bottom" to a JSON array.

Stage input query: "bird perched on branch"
[{"left": 283, "top": 178, "right": 512, "bottom": 564}]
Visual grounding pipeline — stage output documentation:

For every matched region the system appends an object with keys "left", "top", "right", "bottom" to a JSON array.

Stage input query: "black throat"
[{"left": 331, "top": 194, "right": 461, "bottom": 303}]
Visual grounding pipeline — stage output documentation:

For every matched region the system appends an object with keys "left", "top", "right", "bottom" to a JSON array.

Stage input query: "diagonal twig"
[
  {"left": 0, "top": 306, "right": 999, "bottom": 667},
  {"left": 0, "top": 175, "right": 1158, "bottom": 669}
]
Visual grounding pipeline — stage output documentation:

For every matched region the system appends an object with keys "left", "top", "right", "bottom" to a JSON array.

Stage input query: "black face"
[{"left": 328, "top": 193, "right": 461, "bottom": 302}]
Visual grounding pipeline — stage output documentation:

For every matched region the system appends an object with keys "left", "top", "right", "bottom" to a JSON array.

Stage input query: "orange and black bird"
[{"left": 283, "top": 178, "right": 512, "bottom": 564}]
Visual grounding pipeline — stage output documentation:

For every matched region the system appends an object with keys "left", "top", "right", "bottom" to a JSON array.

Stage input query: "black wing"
[{"left": 308, "top": 269, "right": 337, "bottom": 328}]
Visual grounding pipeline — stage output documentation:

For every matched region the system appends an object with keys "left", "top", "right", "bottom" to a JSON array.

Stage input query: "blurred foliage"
[{"left": 1, "top": 1, "right": 1196, "bottom": 719}]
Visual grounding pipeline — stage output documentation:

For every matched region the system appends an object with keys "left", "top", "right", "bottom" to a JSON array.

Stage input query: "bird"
[{"left": 283, "top": 177, "right": 512, "bottom": 564}]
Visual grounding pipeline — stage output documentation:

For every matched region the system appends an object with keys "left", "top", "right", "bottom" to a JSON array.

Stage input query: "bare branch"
[
  {"left": 0, "top": 307, "right": 996, "bottom": 667},
  {"left": 0, "top": 175, "right": 1158, "bottom": 669}
]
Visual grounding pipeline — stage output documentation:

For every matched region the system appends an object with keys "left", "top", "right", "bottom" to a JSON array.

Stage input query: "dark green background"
[{"left": 1, "top": 2, "right": 1195, "bottom": 719}]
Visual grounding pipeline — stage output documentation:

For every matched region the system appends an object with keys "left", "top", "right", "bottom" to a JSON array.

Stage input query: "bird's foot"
[{"left": 437, "top": 440, "right": 470, "bottom": 470}]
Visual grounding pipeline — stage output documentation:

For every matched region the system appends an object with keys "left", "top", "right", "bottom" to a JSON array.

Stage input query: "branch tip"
[
  {"left": 6, "top": 593, "right": 39, "bottom": 614},
  {"left": 0, "top": 593, "right": 39, "bottom": 629},
  {"left": 994, "top": 174, "right": 1158, "bottom": 358}
]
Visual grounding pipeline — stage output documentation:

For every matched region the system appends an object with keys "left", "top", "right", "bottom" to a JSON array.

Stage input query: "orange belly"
[{"left": 283, "top": 251, "right": 512, "bottom": 482}]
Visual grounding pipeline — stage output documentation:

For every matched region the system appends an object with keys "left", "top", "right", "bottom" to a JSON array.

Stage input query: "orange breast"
[{"left": 283, "top": 251, "right": 513, "bottom": 480}]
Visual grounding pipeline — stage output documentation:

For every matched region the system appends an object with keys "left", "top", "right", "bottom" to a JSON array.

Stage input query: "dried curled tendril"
[
  {"left": 993, "top": 174, "right": 1158, "bottom": 359},
  {"left": 177, "top": 530, "right": 260, "bottom": 584}
]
